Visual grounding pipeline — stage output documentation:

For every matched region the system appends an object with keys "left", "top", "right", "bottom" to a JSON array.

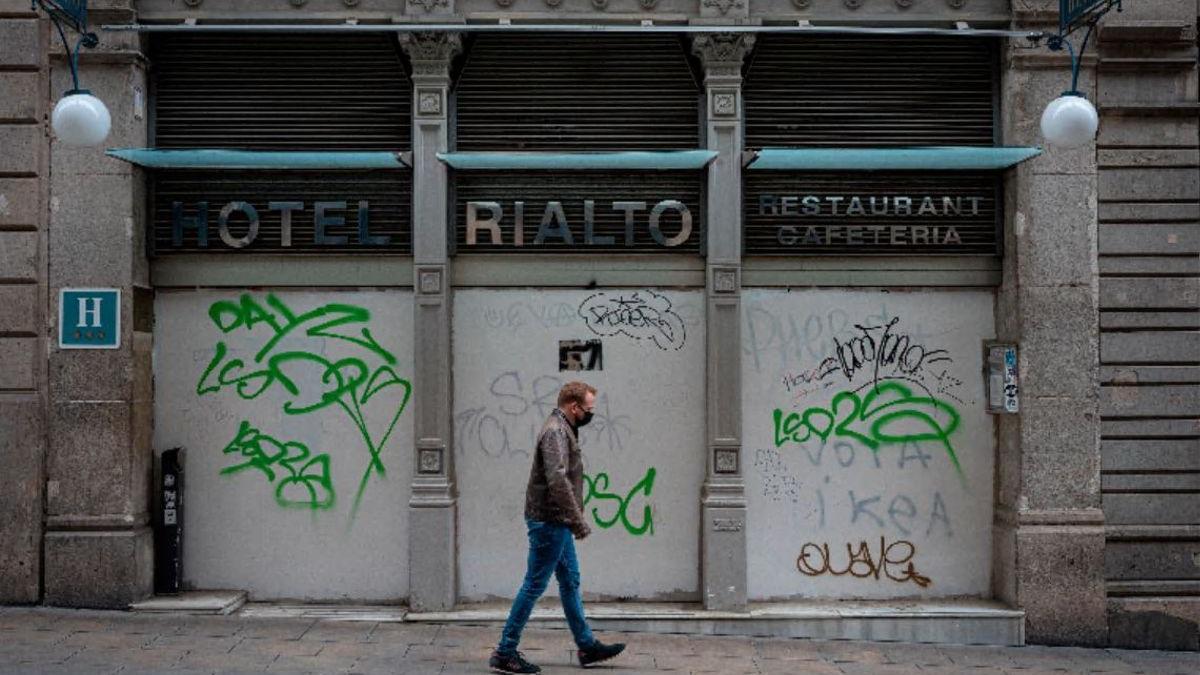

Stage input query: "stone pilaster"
[
  {"left": 993, "top": 7, "right": 1106, "bottom": 645},
  {"left": 400, "top": 32, "right": 461, "bottom": 612},
  {"left": 0, "top": 6, "right": 48, "bottom": 605},
  {"left": 693, "top": 33, "right": 753, "bottom": 612},
  {"left": 42, "top": 3, "right": 154, "bottom": 608}
]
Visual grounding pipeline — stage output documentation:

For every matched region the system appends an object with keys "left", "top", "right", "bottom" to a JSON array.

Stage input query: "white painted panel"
[
  {"left": 454, "top": 289, "right": 705, "bottom": 601},
  {"left": 742, "top": 289, "right": 995, "bottom": 599},
  {"left": 153, "top": 290, "right": 415, "bottom": 601}
]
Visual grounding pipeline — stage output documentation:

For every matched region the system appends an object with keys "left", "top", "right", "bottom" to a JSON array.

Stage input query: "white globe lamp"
[
  {"left": 51, "top": 90, "right": 111, "bottom": 147},
  {"left": 1040, "top": 93, "right": 1099, "bottom": 149}
]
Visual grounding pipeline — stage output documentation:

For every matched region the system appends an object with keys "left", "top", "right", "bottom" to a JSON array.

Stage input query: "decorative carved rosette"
[
  {"left": 409, "top": 0, "right": 450, "bottom": 12},
  {"left": 701, "top": 0, "right": 745, "bottom": 15}
]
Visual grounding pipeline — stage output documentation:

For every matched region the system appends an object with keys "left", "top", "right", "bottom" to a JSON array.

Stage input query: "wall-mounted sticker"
[
  {"left": 559, "top": 339, "right": 603, "bottom": 371},
  {"left": 986, "top": 344, "right": 1019, "bottom": 414}
]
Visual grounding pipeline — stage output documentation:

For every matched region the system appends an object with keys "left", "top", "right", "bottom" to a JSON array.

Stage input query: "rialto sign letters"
[{"left": 464, "top": 199, "right": 694, "bottom": 248}]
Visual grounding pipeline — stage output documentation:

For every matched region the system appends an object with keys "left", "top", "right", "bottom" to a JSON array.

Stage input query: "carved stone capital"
[
  {"left": 399, "top": 32, "right": 462, "bottom": 78},
  {"left": 691, "top": 34, "right": 756, "bottom": 80}
]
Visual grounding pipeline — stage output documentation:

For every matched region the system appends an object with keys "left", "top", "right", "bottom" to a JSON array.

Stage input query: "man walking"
[{"left": 489, "top": 381, "right": 626, "bottom": 674}]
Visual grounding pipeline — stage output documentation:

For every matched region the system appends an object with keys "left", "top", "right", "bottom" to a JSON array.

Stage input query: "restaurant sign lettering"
[{"left": 744, "top": 173, "right": 1001, "bottom": 255}]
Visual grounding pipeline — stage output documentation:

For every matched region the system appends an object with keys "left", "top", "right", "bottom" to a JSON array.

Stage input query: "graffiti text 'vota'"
[{"left": 465, "top": 199, "right": 694, "bottom": 247}]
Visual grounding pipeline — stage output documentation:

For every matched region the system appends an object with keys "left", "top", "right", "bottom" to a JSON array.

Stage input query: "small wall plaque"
[
  {"left": 59, "top": 288, "right": 121, "bottom": 349},
  {"left": 559, "top": 339, "right": 603, "bottom": 371}
]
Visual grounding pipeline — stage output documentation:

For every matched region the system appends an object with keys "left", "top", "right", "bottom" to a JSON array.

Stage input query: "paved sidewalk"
[{"left": 1, "top": 606, "right": 1197, "bottom": 675}]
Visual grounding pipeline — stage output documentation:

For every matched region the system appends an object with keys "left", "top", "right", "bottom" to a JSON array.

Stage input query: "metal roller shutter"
[
  {"left": 150, "top": 33, "right": 411, "bottom": 150},
  {"left": 744, "top": 35, "right": 998, "bottom": 149},
  {"left": 454, "top": 34, "right": 701, "bottom": 151}
]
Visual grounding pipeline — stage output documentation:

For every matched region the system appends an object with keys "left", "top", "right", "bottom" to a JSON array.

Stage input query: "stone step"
[
  {"left": 130, "top": 590, "right": 247, "bottom": 615},
  {"left": 406, "top": 600, "right": 1025, "bottom": 647}
]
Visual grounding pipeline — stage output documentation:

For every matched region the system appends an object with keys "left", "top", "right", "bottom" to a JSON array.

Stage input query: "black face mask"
[{"left": 576, "top": 409, "right": 594, "bottom": 428}]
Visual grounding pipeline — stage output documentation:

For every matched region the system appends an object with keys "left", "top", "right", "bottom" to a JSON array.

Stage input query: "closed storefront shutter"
[
  {"left": 450, "top": 34, "right": 705, "bottom": 255},
  {"left": 454, "top": 33, "right": 700, "bottom": 151},
  {"left": 742, "top": 35, "right": 1001, "bottom": 256},
  {"left": 147, "top": 33, "right": 413, "bottom": 254},
  {"left": 744, "top": 35, "right": 997, "bottom": 149},
  {"left": 151, "top": 33, "right": 411, "bottom": 150}
]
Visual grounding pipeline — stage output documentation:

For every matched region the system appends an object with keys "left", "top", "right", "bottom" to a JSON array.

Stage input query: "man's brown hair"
[{"left": 558, "top": 381, "right": 597, "bottom": 408}]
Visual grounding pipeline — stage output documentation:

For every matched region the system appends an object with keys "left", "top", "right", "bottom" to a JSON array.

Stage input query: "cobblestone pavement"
[{"left": 1, "top": 606, "right": 1197, "bottom": 675}]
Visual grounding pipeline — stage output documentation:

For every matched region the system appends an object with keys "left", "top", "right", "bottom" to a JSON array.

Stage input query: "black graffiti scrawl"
[{"left": 578, "top": 290, "right": 686, "bottom": 351}]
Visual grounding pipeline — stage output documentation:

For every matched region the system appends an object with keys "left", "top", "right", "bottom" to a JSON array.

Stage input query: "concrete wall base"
[{"left": 407, "top": 600, "right": 1026, "bottom": 646}]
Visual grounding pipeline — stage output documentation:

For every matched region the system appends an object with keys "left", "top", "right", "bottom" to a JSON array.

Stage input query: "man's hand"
[{"left": 573, "top": 522, "right": 592, "bottom": 540}]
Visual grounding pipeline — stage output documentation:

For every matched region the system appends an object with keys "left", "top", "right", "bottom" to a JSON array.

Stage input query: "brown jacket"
[{"left": 525, "top": 409, "right": 588, "bottom": 534}]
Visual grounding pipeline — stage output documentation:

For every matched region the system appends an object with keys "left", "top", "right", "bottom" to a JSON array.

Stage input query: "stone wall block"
[
  {"left": 0, "top": 398, "right": 43, "bottom": 603},
  {"left": 0, "top": 232, "right": 38, "bottom": 280},
  {"left": 0, "top": 125, "right": 41, "bottom": 175},
  {"left": 47, "top": 401, "right": 136, "bottom": 518},
  {"left": 0, "top": 285, "right": 37, "bottom": 334},
  {"left": 1099, "top": 114, "right": 1199, "bottom": 148},
  {"left": 48, "top": 173, "right": 135, "bottom": 288},
  {"left": 1019, "top": 393, "right": 1100, "bottom": 452},
  {"left": 1022, "top": 447, "right": 1102, "bottom": 511},
  {"left": 49, "top": 347, "right": 134, "bottom": 402},
  {"left": 1020, "top": 175, "right": 1098, "bottom": 287},
  {"left": 0, "top": 20, "right": 40, "bottom": 68},
  {"left": 43, "top": 528, "right": 153, "bottom": 608},
  {"left": 1017, "top": 526, "right": 1108, "bottom": 646},
  {"left": 0, "top": 72, "right": 41, "bottom": 122},
  {"left": 0, "top": 178, "right": 41, "bottom": 227},
  {"left": 1019, "top": 286, "right": 1099, "bottom": 397},
  {"left": 0, "top": 338, "right": 36, "bottom": 390}
]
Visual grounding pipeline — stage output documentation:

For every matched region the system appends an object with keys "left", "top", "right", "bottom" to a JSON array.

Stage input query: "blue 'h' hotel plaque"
[{"left": 59, "top": 288, "right": 120, "bottom": 349}]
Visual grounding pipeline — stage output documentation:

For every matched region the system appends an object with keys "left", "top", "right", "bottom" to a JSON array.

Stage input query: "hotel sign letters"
[
  {"left": 150, "top": 171, "right": 412, "bottom": 254},
  {"left": 170, "top": 200, "right": 392, "bottom": 249}
]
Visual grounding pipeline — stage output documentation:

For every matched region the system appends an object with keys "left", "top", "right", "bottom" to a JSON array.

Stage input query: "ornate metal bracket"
[
  {"left": 31, "top": 1, "right": 99, "bottom": 94},
  {"left": 1042, "top": 0, "right": 1123, "bottom": 96}
]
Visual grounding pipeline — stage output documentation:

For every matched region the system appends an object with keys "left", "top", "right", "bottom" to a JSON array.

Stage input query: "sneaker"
[
  {"left": 578, "top": 640, "right": 625, "bottom": 667},
  {"left": 489, "top": 650, "right": 541, "bottom": 674}
]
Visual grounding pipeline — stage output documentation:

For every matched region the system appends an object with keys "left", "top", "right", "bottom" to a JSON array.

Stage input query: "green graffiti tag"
[
  {"left": 220, "top": 421, "right": 334, "bottom": 510},
  {"left": 196, "top": 293, "right": 412, "bottom": 516},
  {"left": 772, "top": 381, "right": 963, "bottom": 474},
  {"left": 582, "top": 467, "right": 656, "bottom": 536}
]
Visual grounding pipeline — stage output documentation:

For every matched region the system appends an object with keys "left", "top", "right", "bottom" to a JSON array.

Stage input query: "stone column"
[
  {"left": 0, "top": 5, "right": 49, "bottom": 604},
  {"left": 993, "top": 6, "right": 1106, "bottom": 645},
  {"left": 400, "top": 32, "right": 461, "bottom": 612},
  {"left": 41, "top": 3, "right": 155, "bottom": 608},
  {"left": 692, "top": 34, "right": 754, "bottom": 612}
]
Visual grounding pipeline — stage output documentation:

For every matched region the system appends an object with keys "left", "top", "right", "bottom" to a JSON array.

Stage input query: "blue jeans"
[{"left": 497, "top": 519, "right": 596, "bottom": 656}]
